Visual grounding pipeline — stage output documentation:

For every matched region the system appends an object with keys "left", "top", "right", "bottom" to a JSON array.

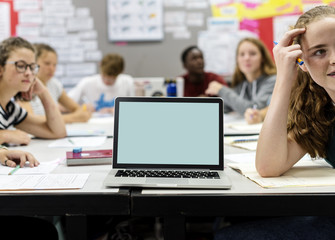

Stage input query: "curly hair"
[
  {"left": 231, "top": 38, "right": 276, "bottom": 87},
  {"left": 288, "top": 5, "right": 335, "bottom": 158}
]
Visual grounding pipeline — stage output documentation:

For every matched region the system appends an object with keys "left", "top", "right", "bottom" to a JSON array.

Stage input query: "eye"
[
  {"left": 16, "top": 62, "right": 26, "bottom": 70},
  {"left": 314, "top": 49, "right": 326, "bottom": 56}
]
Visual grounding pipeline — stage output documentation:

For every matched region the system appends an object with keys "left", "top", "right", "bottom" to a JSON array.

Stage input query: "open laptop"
[{"left": 104, "top": 97, "right": 231, "bottom": 189}]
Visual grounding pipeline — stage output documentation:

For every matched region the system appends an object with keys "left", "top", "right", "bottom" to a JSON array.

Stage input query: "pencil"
[
  {"left": 273, "top": 41, "right": 304, "bottom": 65},
  {"left": 68, "top": 138, "right": 75, "bottom": 145},
  {"left": 8, "top": 165, "right": 20, "bottom": 175}
]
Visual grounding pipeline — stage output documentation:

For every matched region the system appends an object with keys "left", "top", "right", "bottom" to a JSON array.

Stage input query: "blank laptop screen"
[{"left": 115, "top": 99, "right": 222, "bottom": 167}]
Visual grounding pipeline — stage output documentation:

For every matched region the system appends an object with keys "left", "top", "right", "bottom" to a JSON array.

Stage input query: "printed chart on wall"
[
  {"left": 0, "top": 0, "right": 15, "bottom": 42},
  {"left": 107, "top": 0, "right": 163, "bottom": 42},
  {"left": 0, "top": 0, "right": 103, "bottom": 89}
]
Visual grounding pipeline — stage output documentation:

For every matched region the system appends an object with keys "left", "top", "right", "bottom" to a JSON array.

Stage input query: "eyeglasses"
[{"left": 6, "top": 60, "right": 40, "bottom": 75}]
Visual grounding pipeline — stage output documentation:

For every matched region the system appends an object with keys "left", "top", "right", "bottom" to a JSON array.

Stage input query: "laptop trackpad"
[{"left": 145, "top": 178, "right": 189, "bottom": 185}]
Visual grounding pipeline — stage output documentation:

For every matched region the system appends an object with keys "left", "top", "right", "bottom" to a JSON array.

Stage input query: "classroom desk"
[
  {"left": 2, "top": 138, "right": 128, "bottom": 240},
  {"left": 131, "top": 145, "right": 335, "bottom": 240}
]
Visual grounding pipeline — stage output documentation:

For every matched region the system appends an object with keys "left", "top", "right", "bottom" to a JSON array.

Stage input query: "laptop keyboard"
[{"left": 115, "top": 170, "right": 220, "bottom": 179}]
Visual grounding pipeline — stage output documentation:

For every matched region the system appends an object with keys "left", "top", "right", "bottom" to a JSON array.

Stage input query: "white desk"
[
  {"left": 132, "top": 145, "right": 335, "bottom": 240},
  {"left": 66, "top": 115, "right": 114, "bottom": 137},
  {"left": 1, "top": 138, "right": 128, "bottom": 240}
]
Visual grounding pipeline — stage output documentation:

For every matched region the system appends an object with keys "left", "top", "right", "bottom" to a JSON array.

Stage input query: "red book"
[{"left": 66, "top": 149, "right": 113, "bottom": 166}]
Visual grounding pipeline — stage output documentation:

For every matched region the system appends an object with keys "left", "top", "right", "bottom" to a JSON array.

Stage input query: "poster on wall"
[
  {"left": 0, "top": 2, "right": 11, "bottom": 41},
  {"left": 107, "top": 0, "right": 164, "bottom": 42}
]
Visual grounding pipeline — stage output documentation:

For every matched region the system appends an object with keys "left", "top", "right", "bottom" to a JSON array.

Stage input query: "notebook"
[{"left": 104, "top": 97, "right": 231, "bottom": 189}]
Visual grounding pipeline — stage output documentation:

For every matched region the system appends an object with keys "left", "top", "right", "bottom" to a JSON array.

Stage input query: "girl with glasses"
[
  {"left": 0, "top": 37, "right": 66, "bottom": 147},
  {"left": 18, "top": 43, "right": 92, "bottom": 123}
]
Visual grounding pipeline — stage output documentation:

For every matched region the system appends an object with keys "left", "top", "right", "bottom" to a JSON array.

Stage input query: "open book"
[{"left": 227, "top": 153, "right": 335, "bottom": 188}]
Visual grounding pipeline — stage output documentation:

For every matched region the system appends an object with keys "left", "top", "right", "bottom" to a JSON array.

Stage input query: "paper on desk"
[
  {"left": 224, "top": 112, "right": 243, "bottom": 123},
  {"left": 227, "top": 122, "right": 263, "bottom": 132},
  {"left": 66, "top": 127, "right": 106, "bottom": 137},
  {"left": 228, "top": 158, "right": 335, "bottom": 188},
  {"left": 0, "top": 158, "right": 60, "bottom": 175},
  {"left": 48, "top": 136, "right": 107, "bottom": 148},
  {"left": 225, "top": 152, "right": 313, "bottom": 164},
  {"left": 0, "top": 173, "right": 89, "bottom": 190},
  {"left": 224, "top": 135, "right": 259, "bottom": 151}
]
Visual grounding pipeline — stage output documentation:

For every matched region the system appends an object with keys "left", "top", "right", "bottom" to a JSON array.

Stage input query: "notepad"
[
  {"left": 228, "top": 158, "right": 335, "bottom": 188},
  {"left": 224, "top": 135, "right": 259, "bottom": 151}
]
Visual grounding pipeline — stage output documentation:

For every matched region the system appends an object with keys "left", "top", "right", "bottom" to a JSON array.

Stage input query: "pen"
[
  {"left": 250, "top": 104, "right": 257, "bottom": 119},
  {"left": 8, "top": 165, "right": 20, "bottom": 175},
  {"left": 68, "top": 138, "right": 75, "bottom": 145},
  {"left": 273, "top": 41, "right": 304, "bottom": 65},
  {"left": 232, "top": 138, "right": 258, "bottom": 143}
]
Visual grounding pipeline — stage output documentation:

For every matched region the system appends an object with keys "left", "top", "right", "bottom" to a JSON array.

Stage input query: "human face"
[
  {"left": 102, "top": 74, "right": 117, "bottom": 86},
  {"left": 0, "top": 48, "right": 36, "bottom": 93},
  {"left": 36, "top": 50, "right": 57, "bottom": 83},
  {"left": 237, "top": 41, "right": 262, "bottom": 82},
  {"left": 300, "top": 17, "right": 335, "bottom": 100},
  {"left": 184, "top": 48, "right": 205, "bottom": 75}
]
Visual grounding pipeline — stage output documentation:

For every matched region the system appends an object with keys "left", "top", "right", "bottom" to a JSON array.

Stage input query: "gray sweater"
[{"left": 218, "top": 74, "right": 276, "bottom": 115}]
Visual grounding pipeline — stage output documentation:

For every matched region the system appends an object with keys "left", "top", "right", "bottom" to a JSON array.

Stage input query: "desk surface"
[
  {"left": 132, "top": 145, "right": 335, "bottom": 218},
  {"left": 4, "top": 121, "right": 335, "bottom": 240},
  {"left": 1, "top": 138, "right": 129, "bottom": 217}
]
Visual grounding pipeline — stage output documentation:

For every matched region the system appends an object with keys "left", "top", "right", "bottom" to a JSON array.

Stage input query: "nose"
[
  {"left": 330, "top": 51, "right": 335, "bottom": 65},
  {"left": 24, "top": 66, "right": 34, "bottom": 75}
]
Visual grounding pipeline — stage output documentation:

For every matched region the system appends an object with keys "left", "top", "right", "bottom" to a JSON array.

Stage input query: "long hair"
[
  {"left": 231, "top": 38, "right": 276, "bottom": 87},
  {"left": 288, "top": 5, "right": 335, "bottom": 158}
]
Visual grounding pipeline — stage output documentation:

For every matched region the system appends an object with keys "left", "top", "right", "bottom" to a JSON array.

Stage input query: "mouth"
[
  {"left": 327, "top": 71, "right": 335, "bottom": 76},
  {"left": 22, "top": 79, "right": 31, "bottom": 84}
]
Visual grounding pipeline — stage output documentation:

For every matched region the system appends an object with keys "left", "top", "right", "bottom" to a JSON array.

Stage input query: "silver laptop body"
[{"left": 104, "top": 97, "right": 231, "bottom": 189}]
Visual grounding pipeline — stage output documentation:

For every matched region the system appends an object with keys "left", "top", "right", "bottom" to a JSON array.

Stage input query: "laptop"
[{"left": 104, "top": 97, "right": 231, "bottom": 189}]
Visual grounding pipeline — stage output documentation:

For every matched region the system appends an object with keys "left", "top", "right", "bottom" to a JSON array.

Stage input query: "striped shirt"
[{"left": 0, "top": 100, "right": 27, "bottom": 129}]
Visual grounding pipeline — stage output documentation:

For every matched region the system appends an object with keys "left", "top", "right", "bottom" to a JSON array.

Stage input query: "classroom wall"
[{"left": 72, "top": 0, "right": 212, "bottom": 79}]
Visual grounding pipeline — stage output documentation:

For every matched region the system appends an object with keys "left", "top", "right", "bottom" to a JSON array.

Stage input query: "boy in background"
[
  {"left": 69, "top": 53, "right": 134, "bottom": 113},
  {"left": 181, "top": 46, "right": 228, "bottom": 97}
]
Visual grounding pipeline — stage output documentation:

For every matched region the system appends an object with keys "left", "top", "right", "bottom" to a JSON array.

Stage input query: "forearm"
[
  {"left": 218, "top": 87, "right": 258, "bottom": 115},
  {"left": 38, "top": 91, "right": 66, "bottom": 137},
  {"left": 256, "top": 79, "right": 298, "bottom": 176}
]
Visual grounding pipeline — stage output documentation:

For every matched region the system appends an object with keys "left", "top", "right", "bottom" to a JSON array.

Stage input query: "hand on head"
[{"left": 20, "top": 77, "right": 46, "bottom": 101}]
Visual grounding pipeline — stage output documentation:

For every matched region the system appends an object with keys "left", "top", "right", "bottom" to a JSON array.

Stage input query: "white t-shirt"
[
  {"left": 30, "top": 77, "right": 63, "bottom": 115},
  {"left": 68, "top": 74, "right": 134, "bottom": 108}
]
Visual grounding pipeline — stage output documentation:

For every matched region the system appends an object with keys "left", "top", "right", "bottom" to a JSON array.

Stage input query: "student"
[
  {"left": 0, "top": 37, "right": 66, "bottom": 146},
  {"left": 256, "top": 5, "right": 335, "bottom": 177},
  {"left": 68, "top": 53, "right": 134, "bottom": 113},
  {"left": 19, "top": 43, "right": 91, "bottom": 123},
  {"left": 215, "top": 6, "right": 335, "bottom": 240},
  {"left": 180, "top": 45, "right": 228, "bottom": 97},
  {"left": 205, "top": 38, "right": 276, "bottom": 115}
]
